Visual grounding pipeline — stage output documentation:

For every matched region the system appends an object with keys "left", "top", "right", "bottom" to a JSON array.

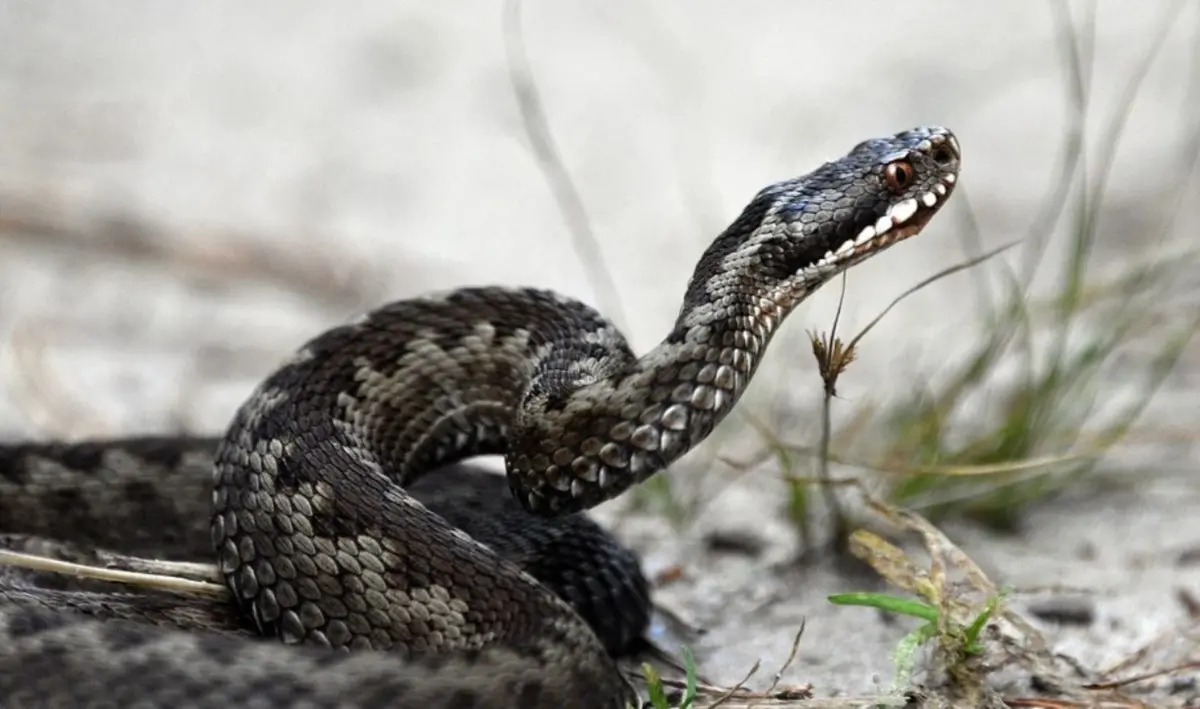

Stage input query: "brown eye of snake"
[{"left": 884, "top": 160, "right": 914, "bottom": 193}]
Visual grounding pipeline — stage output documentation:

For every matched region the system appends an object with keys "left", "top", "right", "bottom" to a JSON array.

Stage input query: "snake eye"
[{"left": 884, "top": 161, "right": 914, "bottom": 194}]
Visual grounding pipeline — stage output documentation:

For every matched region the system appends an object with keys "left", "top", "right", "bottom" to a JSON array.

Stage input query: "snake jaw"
[
  {"left": 802, "top": 127, "right": 960, "bottom": 279},
  {"left": 847, "top": 172, "right": 956, "bottom": 256}
]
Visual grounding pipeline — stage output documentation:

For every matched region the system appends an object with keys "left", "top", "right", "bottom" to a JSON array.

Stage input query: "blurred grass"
[
  {"left": 624, "top": 0, "right": 1200, "bottom": 540},
  {"left": 860, "top": 0, "right": 1200, "bottom": 529},
  {"left": 743, "top": 0, "right": 1200, "bottom": 538},
  {"left": 506, "top": 0, "right": 1200, "bottom": 540}
]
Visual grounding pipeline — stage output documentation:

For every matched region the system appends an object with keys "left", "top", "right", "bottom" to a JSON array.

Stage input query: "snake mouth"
[{"left": 814, "top": 171, "right": 959, "bottom": 273}]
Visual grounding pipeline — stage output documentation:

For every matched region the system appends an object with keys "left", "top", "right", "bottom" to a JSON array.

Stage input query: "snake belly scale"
[{"left": 0, "top": 126, "right": 960, "bottom": 708}]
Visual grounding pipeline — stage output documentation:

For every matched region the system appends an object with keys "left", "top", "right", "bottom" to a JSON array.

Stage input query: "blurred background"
[{"left": 1, "top": 0, "right": 1198, "bottom": 700}]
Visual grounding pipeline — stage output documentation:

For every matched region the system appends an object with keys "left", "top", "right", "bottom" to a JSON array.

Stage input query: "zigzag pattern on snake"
[{"left": 0, "top": 126, "right": 961, "bottom": 708}]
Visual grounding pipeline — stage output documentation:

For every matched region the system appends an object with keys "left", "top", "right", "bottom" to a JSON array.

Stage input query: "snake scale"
[{"left": 0, "top": 125, "right": 960, "bottom": 708}]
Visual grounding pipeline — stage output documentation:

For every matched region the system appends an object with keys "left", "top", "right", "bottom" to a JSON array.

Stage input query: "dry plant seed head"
[{"left": 809, "top": 331, "right": 858, "bottom": 398}]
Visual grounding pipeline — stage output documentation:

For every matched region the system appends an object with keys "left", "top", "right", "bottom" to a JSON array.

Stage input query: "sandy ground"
[{"left": 2, "top": 1, "right": 1199, "bottom": 705}]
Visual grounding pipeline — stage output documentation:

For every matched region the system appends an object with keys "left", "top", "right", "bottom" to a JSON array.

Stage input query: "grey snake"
[{"left": 0, "top": 125, "right": 960, "bottom": 708}]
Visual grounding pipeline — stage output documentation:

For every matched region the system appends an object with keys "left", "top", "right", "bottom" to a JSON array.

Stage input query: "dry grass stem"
[
  {"left": 502, "top": 0, "right": 629, "bottom": 332},
  {"left": 765, "top": 622, "right": 809, "bottom": 696},
  {"left": 844, "top": 240, "right": 1019, "bottom": 355},
  {"left": 0, "top": 550, "right": 227, "bottom": 599},
  {"left": 703, "top": 658, "right": 761, "bottom": 709}
]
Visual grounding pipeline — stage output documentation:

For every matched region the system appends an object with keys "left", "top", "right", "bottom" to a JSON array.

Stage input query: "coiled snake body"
[{"left": 0, "top": 126, "right": 960, "bottom": 708}]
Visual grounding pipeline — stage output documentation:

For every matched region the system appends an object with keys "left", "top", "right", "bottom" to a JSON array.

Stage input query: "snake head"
[{"left": 754, "top": 125, "right": 961, "bottom": 289}]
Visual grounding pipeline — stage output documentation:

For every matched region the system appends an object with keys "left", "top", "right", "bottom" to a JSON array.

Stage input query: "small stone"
[
  {"left": 1026, "top": 596, "right": 1096, "bottom": 626},
  {"left": 703, "top": 528, "right": 766, "bottom": 557}
]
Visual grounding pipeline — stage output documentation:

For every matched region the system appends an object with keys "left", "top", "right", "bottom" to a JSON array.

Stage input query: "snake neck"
[{"left": 508, "top": 217, "right": 814, "bottom": 516}]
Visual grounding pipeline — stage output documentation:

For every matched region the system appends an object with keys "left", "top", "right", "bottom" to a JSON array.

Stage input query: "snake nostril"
[{"left": 932, "top": 147, "right": 954, "bottom": 166}]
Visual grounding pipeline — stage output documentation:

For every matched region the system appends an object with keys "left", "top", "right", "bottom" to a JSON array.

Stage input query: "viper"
[{"left": 0, "top": 125, "right": 960, "bottom": 708}]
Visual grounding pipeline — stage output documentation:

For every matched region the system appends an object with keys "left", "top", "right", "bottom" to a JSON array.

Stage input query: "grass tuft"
[
  {"left": 828, "top": 589, "right": 1003, "bottom": 691},
  {"left": 641, "top": 647, "right": 699, "bottom": 709}
]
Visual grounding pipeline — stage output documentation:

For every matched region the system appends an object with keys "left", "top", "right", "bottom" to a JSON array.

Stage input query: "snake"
[{"left": 0, "top": 125, "right": 960, "bottom": 708}]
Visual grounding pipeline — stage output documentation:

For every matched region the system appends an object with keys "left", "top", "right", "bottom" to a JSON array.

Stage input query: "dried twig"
[
  {"left": 0, "top": 550, "right": 226, "bottom": 598},
  {"left": 765, "top": 621, "right": 811, "bottom": 698},
  {"left": 705, "top": 657, "right": 761, "bottom": 709}
]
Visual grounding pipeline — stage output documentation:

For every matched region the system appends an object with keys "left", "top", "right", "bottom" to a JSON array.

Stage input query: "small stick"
[
  {"left": 706, "top": 658, "right": 761, "bottom": 708},
  {"left": 0, "top": 550, "right": 227, "bottom": 598},
  {"left": 766, "top": 621, "right": 807, "bottom": 695}
]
